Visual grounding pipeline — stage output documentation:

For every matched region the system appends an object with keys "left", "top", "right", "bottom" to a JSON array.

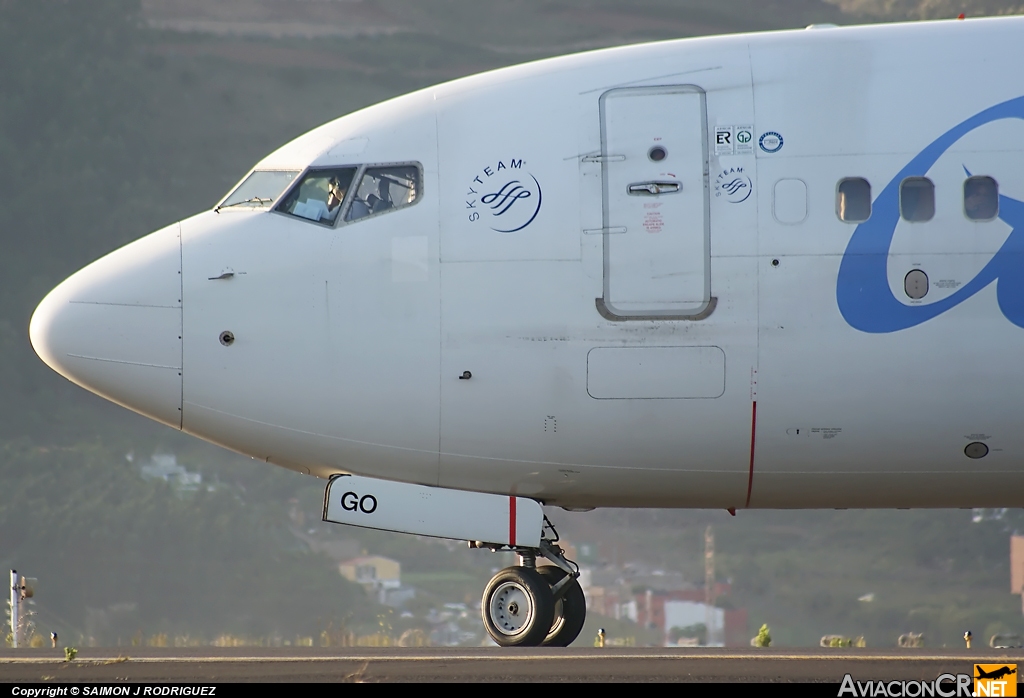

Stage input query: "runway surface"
[{"left": 2, "top": 647, "right": 1023, "bottom": 682}]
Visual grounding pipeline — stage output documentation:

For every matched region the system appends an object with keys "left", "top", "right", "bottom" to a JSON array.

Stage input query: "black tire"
[
  {"left": 481, "top": 566, "right": 555, "bottom": 647},
  {"left": 538, "top": 565, "right": 587, "bottom": 647}
]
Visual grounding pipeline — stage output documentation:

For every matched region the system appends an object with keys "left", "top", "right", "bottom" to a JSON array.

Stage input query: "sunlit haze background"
[{"left": 3, "top": 0, "right": 1024, "bottom": 649}]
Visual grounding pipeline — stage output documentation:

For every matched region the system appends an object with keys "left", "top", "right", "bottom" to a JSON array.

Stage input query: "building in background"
[
  {"left": 635, "top": 587, "right": 748, "bottom": 647},
  {"left": 138, "top": 453, "right": 202, "bottom": 492},
  {"left": 338, "top": 555, "right": 413, "bottom": 606}
]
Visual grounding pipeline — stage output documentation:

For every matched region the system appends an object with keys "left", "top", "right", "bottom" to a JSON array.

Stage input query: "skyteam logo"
[
  {"left": 465, "top": 158, "right": 543, "bottom": 233},
  {"left": 837, "top": 95, "right": 1024, "bottom": 333},
  {"left": 715, "top": 167, "right": 752, "bottom": 203}
]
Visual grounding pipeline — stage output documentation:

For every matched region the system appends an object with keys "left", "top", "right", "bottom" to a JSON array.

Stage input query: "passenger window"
[
  {"left": 900, "top": 177, "right": 934, "bottom": 222},
  {"left": 276, "top": 168, "right": 357, "bottom": 225},
  {"left": 837, "top": 177, "right": 871, "bottom": 222},
  {"left": 964, "top": 176, "right": 998, "bottom": 221},
  {"left": 346, "top": 165, "right": 421, "bottom": 222},
  {"left": 217, "top": 170, "right": 299, "bottom": 211}
]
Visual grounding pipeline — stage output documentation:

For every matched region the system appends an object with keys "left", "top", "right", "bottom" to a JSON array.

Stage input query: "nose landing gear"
[{"left": 479, "top": 519, "right": 586, "bottom": 647}]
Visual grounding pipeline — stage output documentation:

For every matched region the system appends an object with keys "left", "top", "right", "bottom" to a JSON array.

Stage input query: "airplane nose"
[{"left": 29, "top": 223, "right": 183, "bottom": 428}]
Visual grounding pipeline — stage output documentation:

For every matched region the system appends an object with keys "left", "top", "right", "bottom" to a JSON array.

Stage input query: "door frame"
[{"left": 595, "top": 85, "right": 715, "bottom": 322}]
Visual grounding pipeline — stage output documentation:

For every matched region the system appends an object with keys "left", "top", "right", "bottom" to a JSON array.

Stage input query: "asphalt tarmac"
[{"left": 1, "top": 647, "right": 1022, "bottom": 682}]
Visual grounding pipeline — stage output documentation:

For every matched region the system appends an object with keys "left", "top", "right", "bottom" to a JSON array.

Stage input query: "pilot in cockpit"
[
  {"left": 323, "top": 176, "right": 346, "bottom": 223},
  {"left": 286, "top": 173, "right": 349, "bottom": 223}
]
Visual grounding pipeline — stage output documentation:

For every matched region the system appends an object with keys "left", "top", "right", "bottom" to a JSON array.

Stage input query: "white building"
[{"left": 663, "top": 601, "right": 724, "bottom": 647}]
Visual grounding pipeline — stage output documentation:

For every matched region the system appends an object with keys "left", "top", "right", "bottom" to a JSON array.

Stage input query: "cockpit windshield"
[
  {"left": 276, "top": 168, "right": 358, "bottom": 225},
  {"left": 217, "top": 170, "right": 300, "bottom": 211},
  {"left": 271, "top": 162, "right": 422, "bottom": 227},
  {"left": 346, "top": 165, "right": 420, "bottom": 222}
]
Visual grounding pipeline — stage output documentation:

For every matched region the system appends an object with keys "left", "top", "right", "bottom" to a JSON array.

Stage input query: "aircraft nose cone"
[{"left": 29, "top": 223, "right": 183, "bottom": 428}]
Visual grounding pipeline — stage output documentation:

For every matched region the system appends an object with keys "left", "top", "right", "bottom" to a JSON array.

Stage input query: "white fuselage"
[{"left": 30, "top": 17, "right": 1024, "bottom": 510}]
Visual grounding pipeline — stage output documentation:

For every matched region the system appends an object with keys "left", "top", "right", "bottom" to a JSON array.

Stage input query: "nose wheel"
[
  {"left": 481, "top": 566, "right": 555, "bottom": 647},
  {"left": 480, "top": 533, "right": 587, "bottom": 647}
]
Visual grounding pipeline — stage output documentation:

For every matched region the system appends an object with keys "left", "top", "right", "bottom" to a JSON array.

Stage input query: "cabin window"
[
  {"left": 217, "top": 170, "right": 300, "bottom": 211},
  {"left": 345, "top": 164, "right": 421, "bottom": 222},
  {"left": 900, "top": 177, "right": 934, "bottom": 222},
  {"left": 964, "top": 176, "right": 998, "bottom": 221},
  {"left": 836, "top": 177, "right": 871, "bottom": 222},
  {"left": 276, "top": 167, "right": 358, "bottom": 225}
]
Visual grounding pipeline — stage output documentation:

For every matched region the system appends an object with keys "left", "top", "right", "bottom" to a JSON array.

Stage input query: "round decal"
[
  {"left": 759, "top": 131, "right": 784, "bottom": 154},
  {"left": 715, "top": 167, "right": 752, "bottom": 203},
  {"left": 465, "top": 159, "right": 543, "bottom": 233}
]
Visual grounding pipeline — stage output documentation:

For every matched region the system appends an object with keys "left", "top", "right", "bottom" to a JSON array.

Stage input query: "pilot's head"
[{"left": 327, "top": 177, "right": 346, "bottom": 210}]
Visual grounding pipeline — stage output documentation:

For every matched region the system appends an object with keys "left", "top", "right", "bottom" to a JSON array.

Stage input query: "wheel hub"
[{"left": 489, "top": 581, "right": 533, "bottom": 635}]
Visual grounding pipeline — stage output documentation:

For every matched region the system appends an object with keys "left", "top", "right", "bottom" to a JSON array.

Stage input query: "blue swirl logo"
[
  {"left": 465, "top": 159, "right": 543, "bottom": 233},
  {"left": 837, "top": 95, "right": 1024, "bottom": 333},
  {"left": 482, "top": 176, "right": 542, "bottom": 232},
  {"left": 715, "top": 167, "right": 752, "bottom": 203},
  {"left": 483, "top": 180, "right": 534, "bottom": 215},
  {"left": 722, "top": 178, "right": 747, "bottom": 195}
]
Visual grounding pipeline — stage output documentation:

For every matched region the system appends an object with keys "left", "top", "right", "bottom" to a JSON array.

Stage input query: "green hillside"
[{"left": 0, "top": 441, "right": 367, "bottom": 643}]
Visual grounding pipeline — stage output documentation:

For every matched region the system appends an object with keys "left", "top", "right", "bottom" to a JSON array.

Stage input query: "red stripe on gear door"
[
  {"left": 745, "top": 401, "right": 757, "bottom": 507},
  {"left": 509, "top": 496, "right": 517, "bottom": 547}
]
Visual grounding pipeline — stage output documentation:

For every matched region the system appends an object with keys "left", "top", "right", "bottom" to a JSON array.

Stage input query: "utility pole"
[
  {"left": 704, "top": 526, "right": 716, "bottom": 646},
  {"left": 9, "top": 570, "right": 19, "bottom": 648}
]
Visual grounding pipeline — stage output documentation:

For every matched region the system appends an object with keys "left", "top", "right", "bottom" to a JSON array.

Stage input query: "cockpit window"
[
  {"left": 217, "top": 170, "right": 299, "bottom": 211},
  {"left": 276, "top": 168, "right": 357, "bottom": 225},
  {"left": 345, "top": 165, "right": 421, "bottom": 222}
]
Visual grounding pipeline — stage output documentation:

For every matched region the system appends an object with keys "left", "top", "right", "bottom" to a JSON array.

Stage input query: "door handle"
[
  {"left": 582, "top": 154, "right": 626, "bottom": 163},
  {"left": 627, "top": 181, "right": 681, "bottom": 195}
]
